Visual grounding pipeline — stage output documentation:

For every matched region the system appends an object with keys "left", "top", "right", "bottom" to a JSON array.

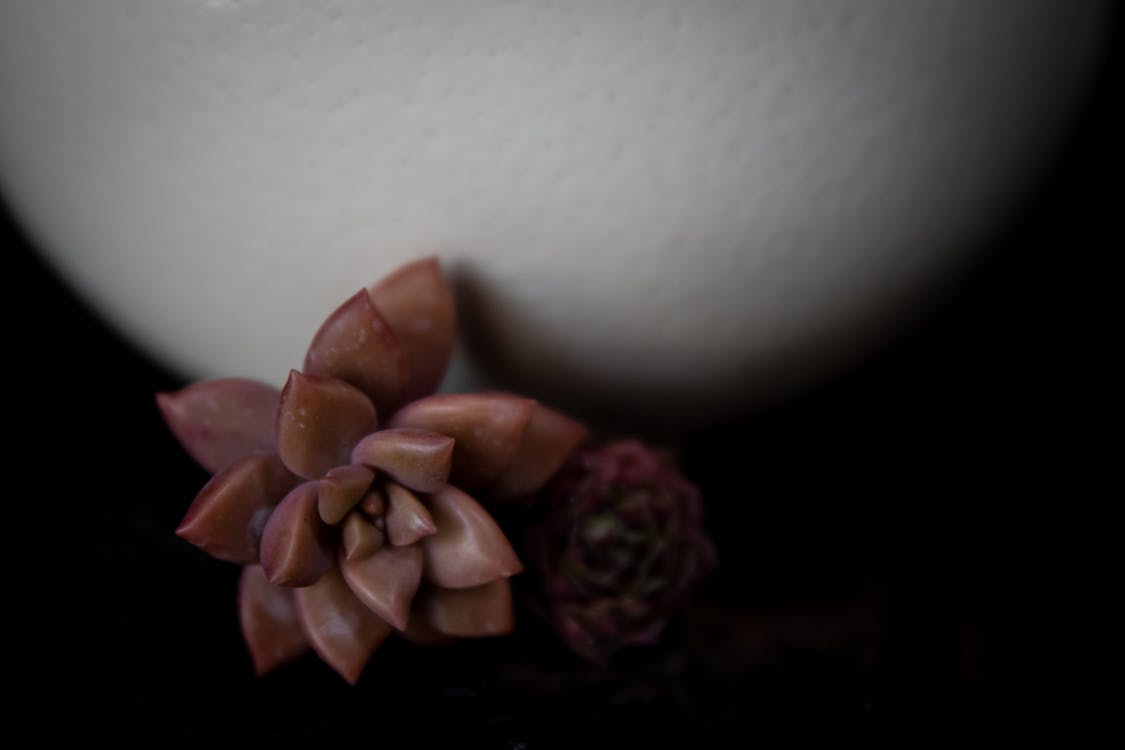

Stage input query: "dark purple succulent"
[
  {"left": 159, "top": 258, "right": 587, "bottom": 683},
  {"left": 527, "top": 440, "right": 717, "bottom": 665}
]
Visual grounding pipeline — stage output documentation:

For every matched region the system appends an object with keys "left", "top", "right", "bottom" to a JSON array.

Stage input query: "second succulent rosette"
[{"left": 158, "top": 258, "right": 587, "bottom": 683}]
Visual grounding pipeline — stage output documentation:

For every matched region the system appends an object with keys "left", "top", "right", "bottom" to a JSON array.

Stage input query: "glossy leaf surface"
[
  {"left": 368, "top": 257, "right": 456, "bottom": 404},
  {"left": 260, "top": 481, "right": 335, "bottom": 587},
  {"left": 389, "top": 394, "right": 535, "bottom": 486},
  {"left": 294, "top": 568, "right": 393, "bottom": 684},
  {"left": 276, "top": 371, "right": 378, "bottom": 480},
  {"left": 350, "top": 427, "right": 453, "bottom": 493},
  {"left": 303, "top": 289, "right": 409, "bottom": 417},
  {"left": 238, "top": 565, "right": 308, "bottom": 675},
  {"left": 157, "top": 379, "right": 281, "bottom": 473},
  {"left": 176, "top": 452, "right": 296, "bottom": 564},
  {"left": 421, "top": 485, "right": 522, "bottom": 588}
]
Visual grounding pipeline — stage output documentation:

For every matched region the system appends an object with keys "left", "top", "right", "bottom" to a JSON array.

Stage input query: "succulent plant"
[
  {"left": 526, "top": 440, "right": 717, "bottom": 665},
  {"left": 159, "top": 257, "right": 587, "bottom": 683}
]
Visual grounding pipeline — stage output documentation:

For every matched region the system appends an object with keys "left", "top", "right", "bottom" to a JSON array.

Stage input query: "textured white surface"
[{"left": 0, "top": 1, "right": 1108, "bottom": 424}]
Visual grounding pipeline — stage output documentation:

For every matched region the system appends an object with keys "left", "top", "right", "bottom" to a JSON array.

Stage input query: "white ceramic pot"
[{"left": 0, "top": 1, "right": 1109, "bottom": 425}]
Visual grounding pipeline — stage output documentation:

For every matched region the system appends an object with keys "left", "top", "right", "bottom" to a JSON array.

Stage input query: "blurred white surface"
[{"left": 0, "top": 1, "right": 1109, "bottom": 424}]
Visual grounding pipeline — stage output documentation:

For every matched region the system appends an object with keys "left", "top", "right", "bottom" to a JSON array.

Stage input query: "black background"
[{"left": 7, "top": 14, "right": 1119, "bottom": 745}]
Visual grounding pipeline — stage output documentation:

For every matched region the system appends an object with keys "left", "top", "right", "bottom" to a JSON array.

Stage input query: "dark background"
[{"left": 7, "top": 14, "right": 1119, "bottom": 746}]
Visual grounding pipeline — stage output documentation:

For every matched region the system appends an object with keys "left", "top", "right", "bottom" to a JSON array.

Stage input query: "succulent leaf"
[
  {"left": 318, "top": 464, "right": 376, "bottom": 524},
  {"left": 421, "top": 485, "right": 523, "bottom": 589},
  {"left": 384, "top": 482, "right": 438, "bottom": 546},
  {"left": 360, "top": 489, "right": 387, "bottom": 516},
  {"left": 293, "top": 567, "right": 394, "bottom": 685},
  {"left": 238, "top": 565, "right": 308, "bottom": 675},
  {"left": 176, "top": 452, "right": 297, "bottom": 564},
  {"left": 350, "top": 427, "right": 454, "bottom": 494},
  {"left": 416, "top": 579, "right": 515, "bottom": 638},
  {"left": 341, "top": 510, "right": 385, "bottom": 561},
  {"left": 367, "top": 256, "right": 456, "bottom": 404},
  {"left": 260, "top": 481, "right": 335, "bottom": 587},
  {"left": 276, "top": 371, "right": 378, "bottom": 480},
  {"left": 157, "top": 379, "right": 281, "bottom": 473},
  {"left": 303, "top": 289, "right": 410, "bottom": 418},
  {"left": 399, "top": 613, "right": 457, "bottom": 647},
  {"left": 490, "top": 405, "right": 589, "bottom": 500},
  {"left": 389, "top": 393, "right": 536, "bottom": 487},
  {"left": 340, "top": 544, "right": 424, "bottom": 631}
]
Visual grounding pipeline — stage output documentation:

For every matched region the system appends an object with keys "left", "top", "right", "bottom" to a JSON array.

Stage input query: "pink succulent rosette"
[{"left": 158, "top": 258, "right": 587, "bottom": 683}]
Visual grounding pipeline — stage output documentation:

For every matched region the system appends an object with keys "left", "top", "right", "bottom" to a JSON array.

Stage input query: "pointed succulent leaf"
[
  {"left": 260, "top": 481, "right": 335, "bottom": 587},
  {"left": 276, "top": 371, "right": 378, "bottom": 480},
  {"left": 293, "top": 567, "right": 394, "bottom": 685},
  {"left": 238, "top": 565, "right": 308, "bottom": 675},
  {"left": 360, "top": 489, "right": 387, "bottom": 516},
  {"left": 389, "top": 394, "right": 536, "bottom": 486},
  {"left": 341, "top": 511, "right": 385, "bottom": 561},
  {"left": 384, "top": 482, "right": 438, "bottom": 546},
  {"left": 416, "top": 579, "right": 515, "bottom": 638},
  {"left": 318, "top": 464, "right": 376, "bottom": 524},
  {"left": 340, "top": 544, "right": 424, "bottom": 631},
  {"left": 176, "top": 452, "right": 297, "bottom": 564},
  {"left": 303, "top": 289, "right": 410, "bottom": 418},
  {"left": 489, "top": 405, "right": 588, "bottom": 500},
  {"left": 421, "top": 485, "right": 523, "bottom": 588},
  {"left": 399, "top": 612, "right": 457, "bottom": 647},
  {"left": 350, "top": 427, "right": 454, "bottom": 494},
  {"left": 157, "top": 379, "right": 281, "bottom": 473},
  {"left": 367, "top": 257, "right": 456, "bottom": 404}
]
